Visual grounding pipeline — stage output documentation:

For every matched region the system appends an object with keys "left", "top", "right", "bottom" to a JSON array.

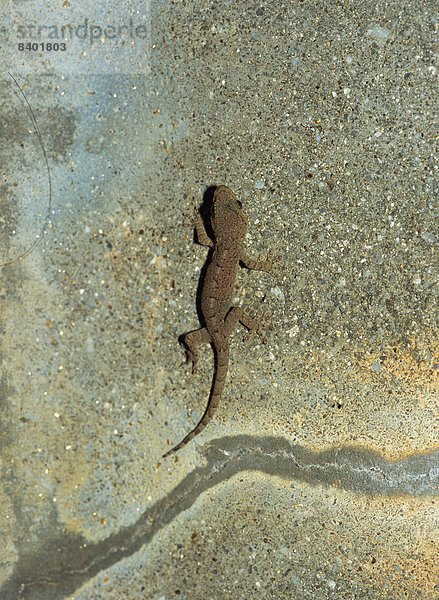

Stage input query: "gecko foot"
[
  {"left": 263, "top": 249, "right": 283, "bottom": 276},
  {"left": 179, "top": 357, "right": 198, "bottom": 374},
  {"left": 186, "top": 353, "right": 199, "bottom": 374},
  {"left": 179, "top": 344, "right": 199, "bottom": 374},
  {"left": 242, "top": 307, "right": 269, "bottom": 344}
]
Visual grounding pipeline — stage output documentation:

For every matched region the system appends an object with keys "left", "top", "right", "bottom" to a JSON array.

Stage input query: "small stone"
[
  {"left": 421, "top": 232, "right": 436, "bottom": 244},
  {"left": 370, "top": 26, "right": 391, "bottom": 40}
]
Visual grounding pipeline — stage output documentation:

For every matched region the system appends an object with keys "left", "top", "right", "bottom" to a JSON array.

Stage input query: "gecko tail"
[
  {"left": 162, "top": 418, "right": 209, "bottom": 458},
  {"left": 162, "top": 347, "right": 229, "bottom": 458}
]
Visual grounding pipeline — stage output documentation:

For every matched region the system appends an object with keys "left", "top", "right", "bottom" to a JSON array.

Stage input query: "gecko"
[{"left": 163, "top": 185, "right": 279, "bottom": 457}]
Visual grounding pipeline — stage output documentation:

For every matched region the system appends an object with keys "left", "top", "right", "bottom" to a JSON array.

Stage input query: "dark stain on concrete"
[{"left": 1, "top": 435, "right": 437, "bottom": 599}]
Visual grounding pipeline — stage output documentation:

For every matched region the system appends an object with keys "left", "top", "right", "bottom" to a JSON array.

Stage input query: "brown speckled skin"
[{"left": 163, "top": 186, "right": 278, "bottom": 457}]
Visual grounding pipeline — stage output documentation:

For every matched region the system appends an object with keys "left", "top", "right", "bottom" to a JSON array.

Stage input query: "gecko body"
[{"left": 163, "top": 186, "right": 278, "bottom": 457}]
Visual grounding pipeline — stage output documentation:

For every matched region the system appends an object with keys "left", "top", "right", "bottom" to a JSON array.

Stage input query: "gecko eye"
[{"left": 236, "top": 200, "right": 242, "bottom": 208}]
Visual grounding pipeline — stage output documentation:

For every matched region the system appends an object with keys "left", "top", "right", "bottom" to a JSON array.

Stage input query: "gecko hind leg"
[
  {"left": 225, "top": 306, "right": 268, "bottom": 343},
  {"left": 164, "top": 326, "right": 212, "bottom": 458},
  {"left": 181, "top": 327, "right": 212, "bottom": 373}
]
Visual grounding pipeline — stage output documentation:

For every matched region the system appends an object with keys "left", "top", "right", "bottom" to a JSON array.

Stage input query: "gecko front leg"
[
  {"left": 240, "top": 249, "right": 281, "bottom": 275},
  {"left": 194, "top": 214, "right": 214, "bottom": 247}
]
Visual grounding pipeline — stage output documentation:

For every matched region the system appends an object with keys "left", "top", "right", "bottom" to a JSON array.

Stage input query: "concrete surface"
[{"left": 0, "top": 0, "right": 438, "bottom": 599}]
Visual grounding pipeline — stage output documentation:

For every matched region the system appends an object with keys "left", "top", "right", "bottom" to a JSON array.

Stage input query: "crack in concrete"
[{"left": 2, "top": 435, "right": 438, "bottom": 599}]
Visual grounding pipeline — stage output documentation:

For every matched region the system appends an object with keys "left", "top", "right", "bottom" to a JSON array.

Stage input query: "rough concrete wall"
[{"left": 0, "top": 0, "right": 438, "bottom": 599}]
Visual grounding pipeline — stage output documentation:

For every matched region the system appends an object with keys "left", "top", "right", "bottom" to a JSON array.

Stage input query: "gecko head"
[{"left": 211, "top": 185, "right": 248, "bottom": 241}]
